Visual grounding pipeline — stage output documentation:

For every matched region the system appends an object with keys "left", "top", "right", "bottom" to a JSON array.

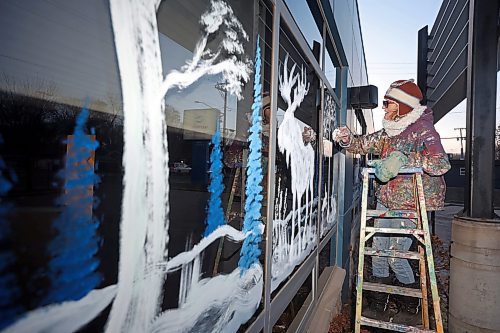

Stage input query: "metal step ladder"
[{"left": 354, "top": 167, "right": 444, "bottom": 333}]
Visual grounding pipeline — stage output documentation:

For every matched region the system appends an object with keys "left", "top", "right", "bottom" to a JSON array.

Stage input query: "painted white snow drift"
[
  {"left": 151, "top": 264, "right": 263, "bottom": 333},
  {"left": 3, "top": 285, "right": 117, "bottom": 333},
  {"left": 273, "top": 184, "right": 317, "bottom": 291}
]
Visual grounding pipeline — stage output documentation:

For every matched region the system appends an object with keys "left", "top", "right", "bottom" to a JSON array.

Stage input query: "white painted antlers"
[{"left": 279, "top": 54, "right": 309, "bottom": 114}]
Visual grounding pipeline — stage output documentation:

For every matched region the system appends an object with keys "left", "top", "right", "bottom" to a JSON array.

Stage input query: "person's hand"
[
  {"left": 302, "top": 126, "right": 316, "bottom": 144},
  {"left": 372, "top": 151, "right": 408, "bottom": 182},
  {"left": 333, "top": 126, "right": 351, "bottom": 145}
]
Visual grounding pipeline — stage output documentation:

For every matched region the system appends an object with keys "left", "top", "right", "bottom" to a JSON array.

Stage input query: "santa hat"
[{"left": 384, "top": 79, "right": 423, "bottom": 116}]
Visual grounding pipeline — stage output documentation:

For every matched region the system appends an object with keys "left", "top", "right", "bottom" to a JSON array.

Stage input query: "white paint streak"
[
  {"left": 107, "top": 1, "right": 167, "bottom": 331},
  {"left": 3, "top": 285, "right": 117, "bottom": 333},
  {"left": 321, "top": 188, "right": 337, "bottom": 237},
  {"left": 157, "top": 224, "right": 260, "bottom": 273},
  {"left": 151, "top": 265, "right": 263, "bottom": 333}
]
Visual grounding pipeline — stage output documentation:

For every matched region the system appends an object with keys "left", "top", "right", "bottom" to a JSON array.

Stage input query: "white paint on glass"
[
  {"left": 151, "top": 265, "right": 263, "bottom": 333},
  {"left": 106, "top": 1, "right": 169, "bottom": 330},
  {"left": 107, "top": 0, "right": 252, "bottom": 332},
  {"left": 272, "top": 183, "right": 317, "bottom": 290},
  {"left": 272, "top": 55, "right": 317, "bottom": 291},
  {"left": 3, "top": 285, "right": 117, "bottom": 333},
  {"left": 156, "top": 224, "right": 262, "bottom": 274},
  {"left": 320, "top": 93, "right": 338, "bottom": 237}
]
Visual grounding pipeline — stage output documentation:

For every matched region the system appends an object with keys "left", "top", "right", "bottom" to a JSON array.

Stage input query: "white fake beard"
[{"left": 382, "top": 104, "right": 426, "bottom": 137}]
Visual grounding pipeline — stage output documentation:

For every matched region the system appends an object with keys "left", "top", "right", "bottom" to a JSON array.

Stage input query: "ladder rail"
[
  {"left": 413, "top": 174, "right": 430, "bottom": 329},
  {"left": 354, "top": 169, "right": 370, "bottom": 333},
  {"left": 416, "top": 174, "right": 444, "bottom": 333}
]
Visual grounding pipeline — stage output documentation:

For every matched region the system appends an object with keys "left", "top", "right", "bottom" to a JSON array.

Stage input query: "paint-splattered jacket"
[{"left": 347, "top": 107, "right": 451, "bottom": 211}]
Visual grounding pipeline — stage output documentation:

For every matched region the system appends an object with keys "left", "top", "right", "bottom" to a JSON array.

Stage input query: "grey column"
[
  {"left": 449, "top": 1, "right": 500, "bottom": 331},
  {"left": 333, "top": 66, "right": 348, "bottom": 268},
  {"left": 263, "top": 2, "right": 280, "bottom": 332},
  {"left": 416, "top": 25, "right": 428, "bottom": 105},
  {"left": 464, "top": 0, "right": 499, "bottom": 219}
]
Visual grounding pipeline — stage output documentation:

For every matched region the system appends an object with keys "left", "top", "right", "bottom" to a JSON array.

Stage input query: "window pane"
[
  {"left": 272, "top": 21, "right": 320, "bottom": 295},
  {"left": 0, "top": 0, "right": 122, "bottom": 330},
  {"left": 157, "top": 0, "right": 266, "bottom": 331},
  {"left": 320, "top": 91, "right": 339, "bottom": 238},
  {"left": 283, "top": 0, "right": 323, "bottom": 53}
]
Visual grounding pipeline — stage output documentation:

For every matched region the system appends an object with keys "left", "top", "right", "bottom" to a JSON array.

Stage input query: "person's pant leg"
[
  {"left": 387, "top": 219, "right": 416, "bottom": 284},
  {"left": 371, "top": 202, "right": 391, "bottom": 278}
]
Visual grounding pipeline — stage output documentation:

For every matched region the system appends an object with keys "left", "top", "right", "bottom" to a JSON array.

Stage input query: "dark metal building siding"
[{"left": 417, "top": 0, "right": 469, "bottom": 122}]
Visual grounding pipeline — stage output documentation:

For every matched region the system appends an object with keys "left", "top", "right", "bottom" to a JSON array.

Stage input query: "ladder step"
[
  {"left": 363, "top": 282, "right": 422, "bottom": 298},
  {"left": 365, "top": 227, "right": 425, "bottom": 236},
  {"left": 366, "top": 209, "right": 418, "bottom": 219},
  {"left": 365, "top": 247, "right": 420, "bottom": 259},
  {"left": 360, "top": 316, "right": 434, "bottom": 332}
]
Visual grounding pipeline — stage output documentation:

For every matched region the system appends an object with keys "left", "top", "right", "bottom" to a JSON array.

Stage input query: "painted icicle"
[
  {"left": 272, "top": 54, "right": 317, "bottom": 291},
  {"left": 107, "top": 0, "right": 251, "bottom": 332},
  {"left": 204, "top": 126, "right": 225, "bottom": 236},
  {"left": 239, "top": 36, "right": 264, "bottom": 273},
  {"left": 44, "top": 102, "right": 102, "bottom": 305}
]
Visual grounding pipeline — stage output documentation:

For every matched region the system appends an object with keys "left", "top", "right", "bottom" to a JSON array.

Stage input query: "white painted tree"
[
  {"left": 107, "top": 1, "right": 251, "bottom": 332},
  {"left": 276, "top": 55, "right": 314, "bottom": 259}
]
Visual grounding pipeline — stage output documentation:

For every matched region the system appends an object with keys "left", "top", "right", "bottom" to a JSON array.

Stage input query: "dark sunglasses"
[{"left": 382, "top": 99, "right": 399, "bottom": 108}]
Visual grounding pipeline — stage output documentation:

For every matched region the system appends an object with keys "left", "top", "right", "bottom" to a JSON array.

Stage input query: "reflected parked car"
[{"left": 171, "top": 161, "right": 192, "bottom": 174}]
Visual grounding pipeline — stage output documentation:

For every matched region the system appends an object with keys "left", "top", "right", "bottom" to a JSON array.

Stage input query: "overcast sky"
[{"left": 358, "top": 0, "right": 500, "bottom": 154}]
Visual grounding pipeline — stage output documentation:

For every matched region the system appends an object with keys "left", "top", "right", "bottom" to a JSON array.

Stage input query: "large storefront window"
[{"left": 0, "top": 0, "right": 270, "bottom": 331}]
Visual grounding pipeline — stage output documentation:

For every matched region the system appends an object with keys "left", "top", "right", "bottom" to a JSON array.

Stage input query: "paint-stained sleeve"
[
  {"left": 406, "top": 126, "right": 451, "bottom": 176},
  {"left": 344, "top": 129, "right": 385, "bottom": 155}
]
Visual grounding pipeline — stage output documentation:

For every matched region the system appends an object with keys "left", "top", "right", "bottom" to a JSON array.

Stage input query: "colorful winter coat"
[{"left": 346, "top": 105, "right": 451, "bottom": 211}]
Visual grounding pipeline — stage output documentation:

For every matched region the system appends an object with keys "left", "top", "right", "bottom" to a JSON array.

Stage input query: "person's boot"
[
  {"left": 366, "top": 276, "right": 393, "bottom": 313},
  {"left": 397, "top": 295, "right": 420, "bottom": 315}
]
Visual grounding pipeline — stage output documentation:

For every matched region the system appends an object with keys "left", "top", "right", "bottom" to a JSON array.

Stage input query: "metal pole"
[
  {"left": 454, "top": 127, "right": 466, "bottom": 160},
  {"left": 417, "top": 25, "right": 428, "bottom": 105},
  {"left": 215, "top": 82, "right": 228, "bottom": 145},
  {"left": 222, "top": 87, "right": 227, "bottom": 144},
  {"left": 263, "top": 3, "right": 280, "bottom": 331},
  {"left": 464, "top": 0, "right": 498, "bottom": 219}
]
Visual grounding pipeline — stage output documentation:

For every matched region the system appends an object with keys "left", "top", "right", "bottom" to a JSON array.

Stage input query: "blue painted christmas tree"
[
  {"left": 43, "top": 101, "right": 102, "bottom": 305},
  {"left": 0, "top": 134, "right": 23, "bottom": 330},
  {"left": 239, "top": 37, "right": 264, "bottom": 272},
  {"left": 204, "top": 125, "right": 226, "bottom": 236}
]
